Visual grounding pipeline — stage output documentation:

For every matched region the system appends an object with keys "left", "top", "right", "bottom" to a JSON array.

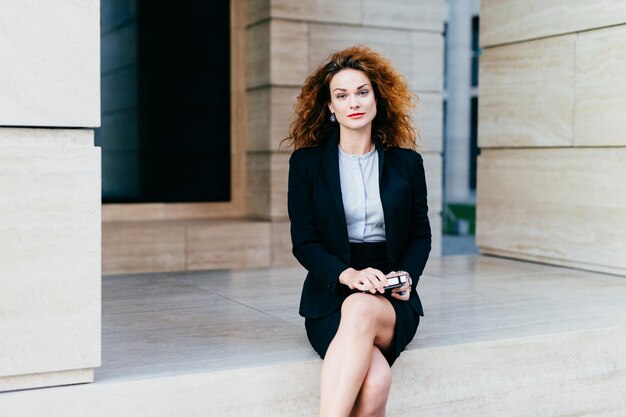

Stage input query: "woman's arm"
[
  {"left": 397, "top": 152, "right": 432, "bottom": 292},
  {"left": 288, "top": 150, "right": 350, "bottom": 293}
]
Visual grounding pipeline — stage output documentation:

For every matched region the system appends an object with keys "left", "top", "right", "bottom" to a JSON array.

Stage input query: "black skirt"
[{"left": 304, "top": 242, "right": 420, "bottom": 366}]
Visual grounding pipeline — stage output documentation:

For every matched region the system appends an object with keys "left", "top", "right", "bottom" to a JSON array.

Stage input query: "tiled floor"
[
  {"left": 98, "top": 255, "right": 626, "bottom": 382},
  {"left": 442, "top": 234, "right": 479, "bottom": 256}
]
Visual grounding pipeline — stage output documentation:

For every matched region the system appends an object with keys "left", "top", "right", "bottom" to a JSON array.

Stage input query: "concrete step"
[{"left": 1, "top": 326, "right": 625, "bottom": 417}]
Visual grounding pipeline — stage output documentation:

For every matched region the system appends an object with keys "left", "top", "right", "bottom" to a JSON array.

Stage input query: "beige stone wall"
[
  {"left": 0, "top": 2, "right": 101, "bottom": 391},
  {"left": 246, "top": 0, "right": 446, "bottom": 261},
  {"left": 477, "top": 1, "right": 626, "bottom": 274}
]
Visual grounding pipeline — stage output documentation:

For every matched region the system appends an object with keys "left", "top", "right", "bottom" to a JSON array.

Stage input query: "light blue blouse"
[{"left": 338, "top": 145, "right": 386, "bottom": 242}]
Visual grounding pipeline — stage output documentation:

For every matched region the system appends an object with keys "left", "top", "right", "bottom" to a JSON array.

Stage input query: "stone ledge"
[
  {"left": 103, "top": 218, "right": 274, "bottom": 275},
  {"left": 0, "top": 368, "right": 93, "bottom": 393},
  {"left": 1, "top": 326, "right": 624, "bottom": 416}
]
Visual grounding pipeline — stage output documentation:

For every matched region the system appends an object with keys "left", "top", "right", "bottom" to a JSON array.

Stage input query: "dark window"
[
  {"left": 443, "top": 22, "right": 448, "bottom": 90},
  {"left": 471, "top": 16, "right": 480, "bottom": 88},
  {"left": 97, "top": 1, "right": 231, "bottom": 203},
  {"left": 469, "top": 96, "right": 479, "bottom": 190}
]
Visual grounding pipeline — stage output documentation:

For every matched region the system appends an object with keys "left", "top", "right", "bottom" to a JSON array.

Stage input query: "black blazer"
[{"left": 288, "top": 127, "right": 431, "bottom": 319}]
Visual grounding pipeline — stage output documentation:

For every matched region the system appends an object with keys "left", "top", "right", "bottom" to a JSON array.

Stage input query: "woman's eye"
[
  {"left": 359, "top": 90, "right": 369, "bottom": 96},
  {"left": 336, "top": 94, "right": 346, "bottom": 99}
]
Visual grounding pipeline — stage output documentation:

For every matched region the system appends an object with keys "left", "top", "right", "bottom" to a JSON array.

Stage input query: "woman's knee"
[
  {"left": 341, "top": 294, "right": 395, "bottom": 333},
  {"left": 340, "top": 294, "right": 382, "bottom": 334},
  {"left": 355, "top": 350, "right": 392, "bottom": 415},
  {"left": 361, "top": 364, "right": 391, "bottom": 397},
  {"left": 342, "top": 293, "right": 391, "bottom": 318}
]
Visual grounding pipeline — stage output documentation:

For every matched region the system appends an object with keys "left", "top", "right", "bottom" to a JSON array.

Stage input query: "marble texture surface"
[
  {"left": 90, "top": 255, "right": 626, "bottom": 383},
  {"left": 247, "top": 87, "right": 300, "bottom": 152},
  {"left": 0, "top": 0, "right": 100, "bottom": 127},
  {"left": 574, "top": 24, "right": 626, "bottom": 146},
  {"left": 481, "top": 0, "right": 626, "bottom": 47},
  {"left": 102, "top": 220, "right": 273, "bottom": 275},
  {"left": 245, "top": 151, "right": 290, "bottom": 221},
  {"left": 3, "top": 324, "right": 625, "bottom": 417},
  {"left": 2, "top": 256, "right": 625, "bottom": 416},
  {"left": 247, "top": 0, "right": 445, "bottom": 32},
  {"left": 477, "top": 148, "right": 626, "bottom": 275},
  {"left": 479, "top": 35, "right": 576, "bottom": 148},
  {"left": 414, "top": 92, "right": 444, "bottom": 154},
  {"left": 362, "top": 0, "right": 445, "bottom": 32},
  {"left": 423, "top": 153, "right": 443, "bottom": 215},
  {"left": 0, "top": 128, "right": 100, "bottom": 389}
]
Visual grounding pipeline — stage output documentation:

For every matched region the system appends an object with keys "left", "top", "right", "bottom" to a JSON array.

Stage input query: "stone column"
[
  {"left": 0, "top": 1, "right": 101, "bottom": 391},
  {"left": 444, "top": 0, "right": 473, "bottom": 204}
]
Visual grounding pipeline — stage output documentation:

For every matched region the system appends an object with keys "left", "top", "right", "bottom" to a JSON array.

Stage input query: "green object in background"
[{"left": 443, "top": 203, "right": 476, "bottom": 235}]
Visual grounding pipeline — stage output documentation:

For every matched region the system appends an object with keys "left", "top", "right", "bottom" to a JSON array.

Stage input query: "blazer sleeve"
[
  {"left": 288, "top": 150, "right": 350, "bottom": 293},
  {"left": 398, "top": 152, "right": 432, "bottom": 291}
]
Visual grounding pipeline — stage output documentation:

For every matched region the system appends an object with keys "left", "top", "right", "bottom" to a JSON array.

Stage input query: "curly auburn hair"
[{"left": 284, "top": 45, "right": 418, "bottom": 150}]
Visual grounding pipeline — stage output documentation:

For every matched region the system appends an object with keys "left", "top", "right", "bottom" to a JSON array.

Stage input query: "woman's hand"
[
  {"left": 388, "top": 271, "right": 412, "bottom": 302},
  {"left": 339, "top": 267, "right": 388, "bottom": 294}
]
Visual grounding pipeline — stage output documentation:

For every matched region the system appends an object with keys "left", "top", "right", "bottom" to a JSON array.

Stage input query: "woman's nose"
[{"left": 349, "top": 94, "right": 360, "bottom": 108}]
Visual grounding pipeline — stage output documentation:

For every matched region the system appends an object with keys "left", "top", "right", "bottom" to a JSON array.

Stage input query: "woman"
[{"left": 286, "top": 46, "right": 431, "bottom": 417}]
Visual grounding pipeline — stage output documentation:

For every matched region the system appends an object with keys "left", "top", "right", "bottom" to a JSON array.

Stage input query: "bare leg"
[
  {"left": 349, "top": 347, "right": 391, "bottom": 417},
  {"left": 319, "top": 293, "right": 396, "bottom": 417}
]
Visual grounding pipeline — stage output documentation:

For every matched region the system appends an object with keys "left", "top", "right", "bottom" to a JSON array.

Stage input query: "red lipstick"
[{"left": 348, "top": 112, "right": 365, "bottom": 118}]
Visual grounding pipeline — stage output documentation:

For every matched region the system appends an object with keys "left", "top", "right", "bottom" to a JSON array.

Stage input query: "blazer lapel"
[
  {"left": 375, "top": 138, "right": 395, "bottom": 258},
  {"left": 322, "top": 127, "right": 347, "bottom": 222},
  {"left": 374, "top": 137, "right": 389, "bottom": 211}
]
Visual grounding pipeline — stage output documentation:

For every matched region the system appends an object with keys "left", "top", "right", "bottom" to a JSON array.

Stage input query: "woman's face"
[{"left": 328, "top": 69, "right": 377, "bottom": 132}]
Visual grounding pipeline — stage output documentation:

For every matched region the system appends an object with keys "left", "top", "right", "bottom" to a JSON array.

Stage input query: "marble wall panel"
[
  {"left": 476, "top": 149, "right": 626, "bottom": 274},
  {"left": 0, "top": 129, "right": 100, "bottom": 379},
  {"left": 270, "top": 152, "right": 290, "bottom": 220},
  {"left": 247, "top": 21, "right": 309, "bottom": 88},
  {"left": 410, "top": 32, "right": 445, "bottom": 92},
  {"left": 247, "top": 88, "right": 271, "bottom": 151},
  {"left": 247, "top": 0, "right": 270, "bottom": 26},
  {"left": 481, "top": 0, "right": 626, "bottom": 47},
  {"left": 246, "top": 152, "right": 272, "bottom": 219},
  {"left": 271, "top": 0, "right": 361, "bottom": 25},
  {"left": 187, "top": 221, "right": 271, "bottom": 270},
  {"left": 102, "top": 222, "right": 186, "bottom": 275},
  {"left": 363, "top": 0, "right": 445, "bottom": 32},
  {"left": 309, "top": 24, "right": 412, "bottom": 78},
  {"left": 0, "top": 1, "right": 100, "bottom": 127},
  {"left": 271, "top": 220, "right": 299, "bottom": 267},
  {"left": 248, "top": 87, "right": 299, "bottom": 152},
  {"left": 248, "top": 0, "right": 445, "bottom": 32},
  {"left": 414, "top": 92, "right": 444, "bottom": 153},
  {"left": 423, "top": 153, "right": 443, "bottom": 215},
  {"left": 246, "top": 22, "right": 271, "bottom": 88},
  {"left": 429, "top": 213, "right": 442, "bottom": 258},
  {"left": 574, "top": 25, "right": 626, "bottom": 146},
  {"left": 271, "top": 88, "right": 300, "bottom": 151},
  {"left": 270, "top": 20, "right": 309, "bottom": 86},
  {"left": 479, "top": 35, "right": 576, "bottom": 148},
  {"left": 246, "top": 151, "right": 290, "bottom": 221}
]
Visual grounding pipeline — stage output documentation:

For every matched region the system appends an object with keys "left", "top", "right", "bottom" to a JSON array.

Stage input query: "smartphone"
[{"left": 383, "top": 272, "right": 408, "bottom": 290}]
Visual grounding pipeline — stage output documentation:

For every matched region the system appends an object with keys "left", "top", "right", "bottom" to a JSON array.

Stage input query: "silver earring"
[{"left": 330, "top": 113, "right": 336, "bottom": 122}]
